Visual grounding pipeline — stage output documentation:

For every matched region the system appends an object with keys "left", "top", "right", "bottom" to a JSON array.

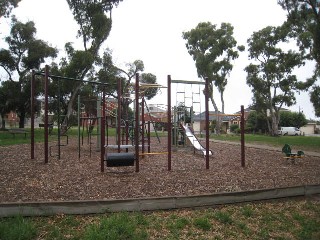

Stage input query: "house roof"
[{"left": 193, "top": 111, "right": 236, "bottom": 122}]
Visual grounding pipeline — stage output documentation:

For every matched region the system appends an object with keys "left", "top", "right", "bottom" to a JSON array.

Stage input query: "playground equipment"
[
  {"left": 182, "top": 124, "right": 213, "bottom": 156},
  {"left": 30, "top": 65, "right": 109, "bottom": 164},
  {"left": 282, "top": 144, "right": 304, "bottom": 163},
  {"left": 30, "top": 67, "right": 246, "bottom": 172}
]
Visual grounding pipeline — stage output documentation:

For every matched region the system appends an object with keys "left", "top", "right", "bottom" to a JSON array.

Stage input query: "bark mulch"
[{"left": 1, "top": 137, "right": 319, "bottom": 203}]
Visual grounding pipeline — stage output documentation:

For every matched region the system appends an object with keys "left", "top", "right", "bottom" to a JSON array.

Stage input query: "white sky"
[{"left": 1, "top": 0, "right": 318, "bottom": 119}]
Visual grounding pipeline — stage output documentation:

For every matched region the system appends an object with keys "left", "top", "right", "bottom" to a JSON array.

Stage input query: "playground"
[
  {"left": 1, "top": 66, "right": 319, "bottom": 206},
  {"left": 1, "top": 135, "right": 320, "bottom": 203}
]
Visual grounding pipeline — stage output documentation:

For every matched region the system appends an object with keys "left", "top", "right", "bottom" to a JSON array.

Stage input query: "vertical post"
[
  {"left": 141, "top": 97, "right": 145, "bottom": 158},
  {"left": 241, "top": 105, "right": 245, "bottom": 167},
  {"left": 31, "top": 70, "right": 35, "bottom": 159},
  {"left": 44, "top": 65, "right": 49, "bottom": 164},
  {"left": 96, "top": 97, "right": 101, "bottom": 151},
  {"left": 78, "top": 94, "right": 81, "bottom": 160},
  {"left": 167, "top": 75, "right": 172, "bottom": 171},
  {"left": 101, "top": 89, "right": 106, "bottom": 172},
  {"left": 117, "top": 78, "right": 121, "bottom": 153},
  {"left": 147, "top": 121, "right": 151, "bottom": 153},
  {"left": 135, "top": 73, "right": 140, "bottom": 172},
  {"left": 205, "top": 77, "right": 209, "bottom": 169},
  {"left": 57, "top": 79, "right": 61, "bottom": 160}
]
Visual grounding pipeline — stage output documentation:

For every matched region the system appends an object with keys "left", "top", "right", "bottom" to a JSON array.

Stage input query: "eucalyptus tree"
[
  {"left": 182, "top": 22, "right": 244, "bottom": 115},
  {"left": 245, "top": 25, "right": 306, "bottom": 136},
  {"left": 278, "top": 0, "right": 320, "bottom": 117},
  {"left": 0, "top": 0, "right": 21, "bottom": 18},
  {"left": 0, "top": 16, "right": 57, "bottom": 128},
  {"left": 56, "top": 0, "right": 123, "bottom": 130}
]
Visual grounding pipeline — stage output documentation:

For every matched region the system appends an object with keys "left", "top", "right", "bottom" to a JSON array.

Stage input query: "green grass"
[
  {"left": 0, "top": 127, "right": 116, "bottom": 146},
  {"left": 0, "top": 199, "right": 319, "bottom": 240},
  {"left": 210, "top": 134, "right": 320, "bottom": 152}
]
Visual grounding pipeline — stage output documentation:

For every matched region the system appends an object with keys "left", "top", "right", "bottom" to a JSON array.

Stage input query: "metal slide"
[{"left": 182, "top": 125, "right": 213, "bottom": 156}]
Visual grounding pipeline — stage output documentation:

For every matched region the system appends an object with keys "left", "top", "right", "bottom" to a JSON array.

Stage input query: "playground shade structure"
[{"left": 182, "top": 125, "right": 213, "bottom": 156}]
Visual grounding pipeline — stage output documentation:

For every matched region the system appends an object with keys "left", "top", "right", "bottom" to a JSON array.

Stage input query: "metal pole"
[
  {"left": 31, "top": 70, "right": 35, "bottom": 159},
  {"left": 205, "top": 77, "right": 209, "bottom": 169},
  {"left": 148, "top": 121, "right": 151, "bottom": 153},
  {"left": 97, "top": 97, "right": 101, "bottom": 151},
  {"left": 57, "top": 79, "right": 61, "bottom": 160},
  {"left": 241, "top": 105, "right": 245, "bottom": 167},
  {"left": 78, "top": 95, "right": 81, "bottom": 160},
  {"left": 141, "top": 96, "right": 145, "bottom": 158},
  {"left": 167, "top": 75, "right": 172, "bottom": 171},
  {"left": 117, "top": 78, "right": 121, "bottom": 153},
  {"left": 135, "top": 73, "right": 140, "bottom": 172},
  {"left": 44, "top": 65, "right": 49, "bottom": 164},
  {"left": 101, "top": 89, "right": 106, "bottom": 172}
]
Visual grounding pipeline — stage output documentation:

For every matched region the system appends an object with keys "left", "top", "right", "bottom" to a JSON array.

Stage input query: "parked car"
[{"left": 278, "top": 127, "right": 301, "bottom": 136}]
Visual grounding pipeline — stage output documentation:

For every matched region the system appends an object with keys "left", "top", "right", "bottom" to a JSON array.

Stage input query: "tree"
[
  {"left": 279, "top": 111, "right": 308, "bottom": 128},
  {"left": 182, "top": 22, "right": 244, "bottom": 133},
  {"left": 0, "top": 0, "right": 21, "bottom": 18},
  {"left": 56, "top": 0, "right": 122, "bottom": 131},
  {"left": 246, "top": 111, "right": 269, "bottom": 134},
  {"left": 278, "top": 0, "right": 320, "bottom": 117},
  {"left": 0, "top": 16, "right": 57, "bottom": 128},
  {"left": 0, "top": 81, "right": 17, "bottom": 129},
  {"left": 245, "top": 24, "right": 306, "bottom": 136},
  {"left": 115, "top": 60, "right": 159, "bottom": 119}
]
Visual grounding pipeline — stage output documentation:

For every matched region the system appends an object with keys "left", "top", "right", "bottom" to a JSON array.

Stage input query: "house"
[
  {"left": 300, "top": 122, "right": 319, "bottom": 135},
  {"left": 192, "top": 111, "right": 238, "bottom": 133},
  {"left": 143, "top": 104, "right": 168, "bottom": 123},
  {"left": 2, "top": 111, "right": 20, "bottom": 128}
]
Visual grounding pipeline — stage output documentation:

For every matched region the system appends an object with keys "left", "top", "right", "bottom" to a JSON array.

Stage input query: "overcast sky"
[{"left": 1, "top": 0, "right": 318, "bottom": 119}]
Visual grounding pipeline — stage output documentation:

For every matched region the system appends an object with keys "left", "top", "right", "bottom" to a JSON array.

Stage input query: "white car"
[{"left": 278, "top": 127, "right": 301, "bottom": 136}]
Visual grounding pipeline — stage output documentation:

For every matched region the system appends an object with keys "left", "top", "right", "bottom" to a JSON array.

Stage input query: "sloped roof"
[{"left": 193, "top": 111, "right": 235, "bottom": 122}]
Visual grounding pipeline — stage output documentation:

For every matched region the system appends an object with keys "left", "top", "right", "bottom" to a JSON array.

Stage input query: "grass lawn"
[
  {"left": 0, "top": 198, "right": 319, "bottom": 240},
  {"left": 210, "top": 134, "right": 320, "bottom": 152}
]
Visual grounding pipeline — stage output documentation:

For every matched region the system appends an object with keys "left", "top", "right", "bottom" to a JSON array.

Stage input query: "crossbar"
[{"left": 171, "top": 80, "right": 206, "bottom": 85}]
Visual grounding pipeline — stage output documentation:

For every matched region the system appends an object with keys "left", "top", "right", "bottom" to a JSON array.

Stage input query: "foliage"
[
  {"left": 83, "top": 212, "right": 148, "bottom": 240},
  {"left": 0, "top": 16, "right": 57, "bottom": 128},
  {"left": 0, "top": 0, "right": 21, "bottom": 17},
  {"left": 246, "top": 110, "right": 269, "bottom": 133},
  {"left": 230, "top": 124, "right": 240, "bottom": 133},
  {"left": 140, "top": 73, "right": 159, "bottom": 100},
  {"left": 310, "top": 85, "right": 320, "bottom": 117},
  {"left": 245, "top": 24, "right": 306, "bottom": 136},
  {"left": 279, "top": 111, "right": 308, "bottom": 128},
  {"left": 0, "top": 215, "right": 37, "bottom": 240},
  {"left": 182, "top": 22, "right": 243, "bottom": 116},
  {"left": 52, "top": 0, "right": 122, "bottom": 132},
  {"left": 278, "top": 0, "right": 320, "bottom": 117}
]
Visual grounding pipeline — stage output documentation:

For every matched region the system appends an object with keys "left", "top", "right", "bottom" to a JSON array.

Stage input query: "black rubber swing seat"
[{"left": 105, "top": 152, "right": 135, "bottom": 167}]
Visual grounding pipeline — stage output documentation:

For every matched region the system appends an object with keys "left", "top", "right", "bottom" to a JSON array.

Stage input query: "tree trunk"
[
  {"left": 209, "top": 97, "right": 220, "bottom": 134},
  {"left": 18, "top": 111, "right": 25, "bottom": 128},
  {"left": 0, "top": 113, "right": 5, "bottom": 130},
  {"left": 61, "top": 84, "right": 82, "bottom": 135}
]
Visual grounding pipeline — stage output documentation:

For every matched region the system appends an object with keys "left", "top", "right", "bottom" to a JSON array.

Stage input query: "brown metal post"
[
  {"left": 141, "top": 96, "right": 145, "bottom": 158},
  {"left": 241, "top": 105, "right": 245, "bottom": 167},
  {"left": 147, "top": 121, "right": 150, "bottom": 153},
  {"left": 117, "top": 78, "right": 121, "bottom": 153},
  {"left": 167, "top": 75, "right": 172, "bottom": 171},
  {"left": 44, "top": 65, "right": 49, "bottom": 164},
  {"left": 101, "top": 89, "right": 106, "bottom": 172},
  {"left": 31, "top": 70, "right": 35, "bottom": 159},
  {"left": 205, "top": 77, "right": 209, "bottom": 169},
  {"left": 135, "top": 73, "right": 140, "bottom": 172}
]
